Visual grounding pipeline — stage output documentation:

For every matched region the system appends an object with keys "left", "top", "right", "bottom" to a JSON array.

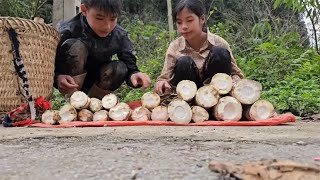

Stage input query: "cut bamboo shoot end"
[
  {"left": 78, "top": 109, "right": 93, "bottom": 122},
  {"left": 89, "top": 98, "right": 102, "bottom": 112},
  {"left": 244, "top": 100, "right": 275, "bottom": 121},
  {"left": 101, "top": 93, "right": 118, "bottom": 110},
  {"left": 141, "top": 92, "right": 160, "bottom": 109},
  {"left": 70, "top": 91, "right": 90, "bottom": 109},
  {"left": 176, "top": 80, "right": 197, "bottom": 101},
  {"left": 210, "top": 73, "right": 233, "bottom": 95},
  {"left": 213, "top": 96, "right": 242, "bottom": 121},
  {"left": 231, "top": 79, "right": 262, "bottom": 104},
  {"left": 195, "top": 85, "right": 220, "bottom": 109},
  {"left": 131, "top": 106, "right": 151, "bottom": 121},
  {"left": 93, "top": 110, "right": 109, "bottom": 121},
  {"left": 58, "top": 104, "right": 77, "bottom": 123},
  {"left": 41, "top": 110, "right": 60, "bottom": 125},
  {"left": 151, "top": 106, "right": 169, "bottom": 121},
  {"left": 168, "top": 99, "right": 192, "bottom": 124},
  {"left": 109, "top": 102, "right": 131, "bottom": 121},
  {"left": 191, "top": 106, "right": 209, "bottom": 123}
]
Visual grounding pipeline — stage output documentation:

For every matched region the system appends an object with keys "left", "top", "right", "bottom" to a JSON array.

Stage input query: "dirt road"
[{"left": 0, "top": 121, "right": 319, "bottom": 180}]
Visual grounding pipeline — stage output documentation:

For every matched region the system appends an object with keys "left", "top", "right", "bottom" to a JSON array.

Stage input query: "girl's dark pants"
[{"left": 171, "top": 46, "right": 232, "bottom": 88}]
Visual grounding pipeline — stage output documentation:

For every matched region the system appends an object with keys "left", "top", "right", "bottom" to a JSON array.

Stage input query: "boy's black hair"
[
  {"left": 82, "top": 0, "right": 122, "bottom": 16},
  {"left": 173, "top": 0, "right": 206, "bottom": 21}
]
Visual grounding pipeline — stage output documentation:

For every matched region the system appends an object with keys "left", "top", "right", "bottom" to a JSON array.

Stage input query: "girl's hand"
[
  {"left": 154, "top": 80, "right": 171, "bottom": 95},
  {"left": 232, "top": 75, "right": 242, "bottom": 86}
]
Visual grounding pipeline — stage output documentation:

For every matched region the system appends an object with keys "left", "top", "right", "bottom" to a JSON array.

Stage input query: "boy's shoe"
[
  {"left": 87, "top": 84, "right": 112, "bottom": 100},
  {"left": 72, "top": 72, "right": 87, "bottom": 91}
]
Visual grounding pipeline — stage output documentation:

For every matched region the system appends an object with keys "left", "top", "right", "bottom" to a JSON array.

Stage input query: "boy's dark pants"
[
  {"left": 58, "top": 39, "right": 128, "bottom": 99},
  {"left": 171, "top": 47, "right": 232, "bottom": 88}
]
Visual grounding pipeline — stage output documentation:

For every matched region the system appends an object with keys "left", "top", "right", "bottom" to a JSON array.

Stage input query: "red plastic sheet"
[{"left": 30, "top": 101, "right": 295, "bottom": 128}]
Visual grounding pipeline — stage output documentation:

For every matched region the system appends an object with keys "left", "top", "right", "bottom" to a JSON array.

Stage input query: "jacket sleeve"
[
  {"left": 53, "top": 29, "right": 71, "bottom": 89},
  {"left": 157, "top": 42, "right": 177, "bottom": 83},
  {"left": 117, "top": 32, "right": 140, "bottom": 87},
  {"left": 228, "top": 47, "right": 244, "bottom": 79}
]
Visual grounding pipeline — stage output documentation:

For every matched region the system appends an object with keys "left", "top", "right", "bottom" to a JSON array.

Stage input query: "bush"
[
  {"left": 262, "top": 50, "right": 320, "bottom": 116},
  {"left": 115, "top": 19, "right": 171, "bottom": 102},
  {"left": 210, "top": 21, "right": 319, "bottom": 116},
  {"left": 238, "top": 39, "right": 320, "bottom": 116}
]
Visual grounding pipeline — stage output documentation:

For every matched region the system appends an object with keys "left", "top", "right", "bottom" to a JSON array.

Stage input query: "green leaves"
[
  {"left": 273, "top": 0, "right": 303, "bottom": 12},
  {"left": 251, "top": 19, "right": 272, "bottom": 40},
  {"left": 113, "top": 19, "right": 171, "bottom": 102},
  {"left": 0, "top": 0, "right": 52, "bottom": 23},
  {"left": 263, "top": 76, "right": 320, "bottom": 116},
  {"left": 272, "top": 0, "right": 320, "bottom": 52},
  {"left": 52, "top": 89, "right": 66, "bottom": 110},
  {"left": 244, "top": 43, "right": 320, "bottom": 116}
]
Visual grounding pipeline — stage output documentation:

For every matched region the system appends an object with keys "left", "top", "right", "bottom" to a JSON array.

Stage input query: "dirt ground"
[{"left": 0, "top": 121, "right": 319, "bottom": 180}]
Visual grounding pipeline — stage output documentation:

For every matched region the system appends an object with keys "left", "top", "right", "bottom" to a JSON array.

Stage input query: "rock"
[{"left": 295, "top": 141, "right": 306, "bottom": 146}]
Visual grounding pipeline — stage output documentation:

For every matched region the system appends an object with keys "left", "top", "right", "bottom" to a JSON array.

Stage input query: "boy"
[{"left": 54, "top": 0, "right": 151, "bottom": 99}]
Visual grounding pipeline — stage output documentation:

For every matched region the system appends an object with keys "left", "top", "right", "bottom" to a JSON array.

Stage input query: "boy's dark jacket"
[{"left": 54, "top": 13, "right": 139, "bottom": 88}]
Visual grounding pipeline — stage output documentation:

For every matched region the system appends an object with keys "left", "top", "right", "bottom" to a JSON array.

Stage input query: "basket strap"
[
  {"left": 2, "top": 96, "right": 51, "bottom": 127},
  {"left": 2, "top": 104, "right": 35, "bottom": 127},
  {"left": 7, "top": 28, "right": 36, "bottom": 120}
]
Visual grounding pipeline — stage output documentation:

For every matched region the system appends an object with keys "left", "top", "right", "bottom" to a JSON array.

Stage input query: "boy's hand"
[
  {"left": 154, "top": 80, "right": 171, "bottom": 95},
  {"left": 57, "top": 75, "right": 79, "bottom": 94},
  {"left": 130, "top": 72, "right": 151, "bottom": 90}
]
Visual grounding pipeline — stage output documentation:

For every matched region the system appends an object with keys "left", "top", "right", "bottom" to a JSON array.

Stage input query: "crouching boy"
[{"left": 54, "top": 0, "right": 151, "bottom": 99}]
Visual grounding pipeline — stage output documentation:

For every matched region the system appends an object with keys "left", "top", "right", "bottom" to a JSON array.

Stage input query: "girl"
[{"left": 154, "top": 0, "right": 244, "bottom": 95}]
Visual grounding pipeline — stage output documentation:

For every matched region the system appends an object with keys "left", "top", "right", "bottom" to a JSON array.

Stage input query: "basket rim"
[{"left": 0, "top": 16, "right": 60, "bottom": 41}]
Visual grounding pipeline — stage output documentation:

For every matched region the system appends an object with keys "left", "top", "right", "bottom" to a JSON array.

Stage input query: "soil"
[{"left": 0, "top": 121, "right": 319, "bottom": 180}]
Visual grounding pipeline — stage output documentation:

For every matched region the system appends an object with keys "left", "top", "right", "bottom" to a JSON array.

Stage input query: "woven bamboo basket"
[{"left": 0, "top": 17, "right": 60, "bottom": 116}]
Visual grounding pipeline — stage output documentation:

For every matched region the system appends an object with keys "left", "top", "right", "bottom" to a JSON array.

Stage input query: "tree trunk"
[{"left": 166, "top": 0, "right": 174, "bottom": 40}]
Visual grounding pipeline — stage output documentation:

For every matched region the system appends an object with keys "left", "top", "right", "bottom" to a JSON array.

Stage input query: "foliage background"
[{"left": 0, "top": 0, "right": 319, "bottom": 116}]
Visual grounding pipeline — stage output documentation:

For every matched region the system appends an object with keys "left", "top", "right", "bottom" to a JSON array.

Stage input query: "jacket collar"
[{"left": 178, "top": 28, "right": 216, "bottom": 51}]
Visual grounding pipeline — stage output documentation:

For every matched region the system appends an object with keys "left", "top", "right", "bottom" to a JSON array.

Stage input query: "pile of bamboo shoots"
[
  {"left": 41, "top": 91, "right": 131, "bottom": 125},
  {"left": 135, "top": 73, "right": 275, "bottom": 124},
  {"left": 42, "top": 73, "right": 275, "bottom": 125}
]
